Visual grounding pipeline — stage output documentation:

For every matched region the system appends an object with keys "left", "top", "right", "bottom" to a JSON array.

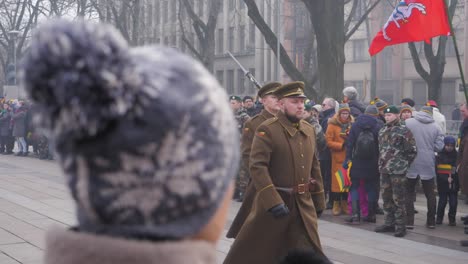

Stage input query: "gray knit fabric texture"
[{"left": 20, "top": 19, "right": 239, "bottom": 239}]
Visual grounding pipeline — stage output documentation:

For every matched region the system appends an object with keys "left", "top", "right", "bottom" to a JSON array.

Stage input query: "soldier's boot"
[
  {"left": 345, "top": 200, "right": 360, "bottom": 224},
  {"left": 394, "top": 227, "right": 407, "bottom": 238},
  {"left": 340, "top": 200, "right": 349, "bottom": 215},
  {"left": 363, "top": 201, "right": 376, "bottom": 223},
  {"left": 375, "top": 225, "right": 395, "bottom": 233},
  {"left": 332, "top": 201, "right": 342, "bottom": 216},
  {"left": 448, "top": 215, "right": 456, "bottom": 226}
]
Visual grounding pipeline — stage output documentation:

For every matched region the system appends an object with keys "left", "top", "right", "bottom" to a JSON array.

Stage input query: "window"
[
  {"left": 381, "top": 47, "right": 392, "bottom": 80},
  {"left": 155, "top": 2, "right": 160, "bottom": 25},
  {"left": 228, "top": 27, "right": 235, "bottom": 51},
  {"left": 162, "top": 1, "right": 168, "bottom": 23},
  {"left": 238, "top": 69, "right": 245, "bottom": 94},
  {"left": 249, "top": 23, "right": 255, "bottom": 44},
  {"left": 239, "top": 25, "right": 245, "bottom": 51},
  {"left": 352, "top": 39, "right": 367, "bottom": 62},
  {"left": 216, "top": 70, "right": 224, "bottom": 87},
  {"left": 229, "top": 0, "right": 236, "bottom": 9},
  {"left": 171, "top": 1, "right": 177, "bottom": 22},
  {"left": 164, "top": 36, "right": 169, "bottom": 45},
  {"left": 217, "top": 28, "right": 224, "bottom": 54},
  {"left": 171, "top": 35, "right": 177, "bottom": 46},
  {"left": 227, "top": 70, "right": 235, "bottom": 94},
  {"left": 148, "top": 2, "right": 153, "bottom": 27},
  {"left": 412, "top": 80, "right": 427, "bottom": 106},
  {"left": 198, "top": 0, "right": 204, "bottom": 17},
  {"left": 219, "top": 0, "right": 224, "bottom": 13},
  {"left": 248, "top": 68, "right": 256, "bottom": 94}
]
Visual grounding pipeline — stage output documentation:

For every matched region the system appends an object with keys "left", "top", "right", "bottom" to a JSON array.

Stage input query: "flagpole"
[{"left": 444, "top": 0, "right": 468, "bottom": 104}]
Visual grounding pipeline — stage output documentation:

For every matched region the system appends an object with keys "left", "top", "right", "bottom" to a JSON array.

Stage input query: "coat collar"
[
  {"left": 260, "top": 109, "right": 275, "bottom": 119},
  {"left": 277, "top": 111, "right": 312, "bottom": 137},
  {"left": 45, "top": 227, "right": 217, "bottom": 264}
]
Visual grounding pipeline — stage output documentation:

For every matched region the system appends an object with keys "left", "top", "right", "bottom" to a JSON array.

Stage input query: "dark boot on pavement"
[
  {"left": 375, "top": 225, "right": 395, "bottom": 233},
  {"left": 394, "top": 228, "right": 407, "bottom": 237},
  {"left": 363, "top": 201, "right": 376, "bottom": 223},
  {"left": 436, "top": 216, "right": 443, "bottom": 225},
  {"left": 426, "top": 218, "right": 436, "bottom": 229},
  {"left": 345, "top": 200, "right": 360, "bottom": 224}
]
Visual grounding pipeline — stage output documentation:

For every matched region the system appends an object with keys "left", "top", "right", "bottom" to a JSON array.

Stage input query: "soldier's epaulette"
[{"left": 261, "top": 117, "right": 279, "bottom": 126}]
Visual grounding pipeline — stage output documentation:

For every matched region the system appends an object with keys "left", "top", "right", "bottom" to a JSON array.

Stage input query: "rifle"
[{"left": 227, "top": 51, "right": 262, "bottom": 90}]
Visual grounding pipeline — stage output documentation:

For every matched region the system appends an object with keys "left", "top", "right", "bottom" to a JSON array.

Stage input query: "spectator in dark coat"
[
  {"left": 0, "top": 103, "right": 12, "bottom": 154},
  {"left": 320, "top": 97, "right": 336, "bottom": 209},
  {"left": 344, "top": 105, "right": 383, "bottom": 224},
  {"left": 343, "top": 86, "right": 365, "bottom": 118},
  {"left": 11, "top": 102, "right": 28, "bottom": 156}
]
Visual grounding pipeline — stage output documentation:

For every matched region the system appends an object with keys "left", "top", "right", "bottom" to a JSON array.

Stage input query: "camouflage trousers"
[
  {"left": 381, "top": 173, "right": 408, "bottom": 231},
  {"left": 235, "top": 161, "right": 250, "bottom": 196}
]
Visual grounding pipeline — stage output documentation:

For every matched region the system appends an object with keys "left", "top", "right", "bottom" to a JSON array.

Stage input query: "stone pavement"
[{"left": 1, "top": 154, "right": 468, "bottom": 264}]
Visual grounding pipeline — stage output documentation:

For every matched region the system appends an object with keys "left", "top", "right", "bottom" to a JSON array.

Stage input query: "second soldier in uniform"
[{"left": 375, "top": 105, "right": 417, "bottom": 237}]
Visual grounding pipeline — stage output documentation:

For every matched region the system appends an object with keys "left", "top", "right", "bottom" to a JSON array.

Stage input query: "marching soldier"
[
  {"left": 375, "top": 105, "right": 417, "bottom": 237},
  {"left": 226, "top": 82, "right": 282, "bottom": 238},
  {"left": 223, "top": 82, "right": 327, "bottom": 264}
]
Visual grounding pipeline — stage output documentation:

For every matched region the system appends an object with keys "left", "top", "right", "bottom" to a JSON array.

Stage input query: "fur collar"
[
  {"left": 328, "top": 114, "right": 354, "bottom": 126},
  {"left": 45, "top": 227, "right": 217, "bottom": 264}
]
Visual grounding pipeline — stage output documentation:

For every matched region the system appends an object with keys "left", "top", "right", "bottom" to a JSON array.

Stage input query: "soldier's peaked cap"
[
  {"left": 275, "top": 81, "right": 307, "bottom": 99},
  {"left": 258, "top": 82, "right": 282, "bottom": 98}
]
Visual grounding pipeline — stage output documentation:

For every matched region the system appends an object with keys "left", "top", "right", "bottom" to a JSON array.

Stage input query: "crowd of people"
[
  {"left": 229, "top": 85, "right": 468, "bottom": 245},
  {"left": 0, "top": 97, "right": 53, "bottom": 160}
]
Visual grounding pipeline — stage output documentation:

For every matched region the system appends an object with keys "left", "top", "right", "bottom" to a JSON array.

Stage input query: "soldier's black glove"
[
  {"left": 269, "top": 203, "right": 289, "bottom": 218},
  {"left": 316, "top": 210, "right": 323, "bottom": 218}
]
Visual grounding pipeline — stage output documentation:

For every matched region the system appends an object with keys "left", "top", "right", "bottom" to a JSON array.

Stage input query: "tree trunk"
[{"left": 305, "top": 0, "right": 345, "bottom": 99}]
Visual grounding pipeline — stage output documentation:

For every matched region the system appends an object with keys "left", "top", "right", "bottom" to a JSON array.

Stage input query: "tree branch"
[
  {"left": 408, "top": 42, "right": 430, "bottom": 82},
  {"left": 345, "top": 0, "right": 382, "bottom": 42},
  {"left": 344, "top": 0, "right": 358, "bottom": 34},
  {"left": 177, "top": 2, "right": 203, "bottom": 61}
]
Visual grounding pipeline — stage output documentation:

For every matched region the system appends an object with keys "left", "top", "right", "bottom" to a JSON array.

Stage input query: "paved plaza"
[{"left": 1, "top": 155, "right": 468, "bottom": 264}]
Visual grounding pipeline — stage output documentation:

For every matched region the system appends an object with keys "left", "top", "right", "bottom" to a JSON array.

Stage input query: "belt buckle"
[{"left": 297, "top": 183, "right": 306, "bottom": 194}]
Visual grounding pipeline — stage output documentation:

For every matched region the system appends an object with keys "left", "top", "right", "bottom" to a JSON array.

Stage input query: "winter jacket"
[
  {"left": 433, "top": 107, "right": 446, "bottom": 134},
  {"left": 326, "top": 114, "right": 353, "bottom": 192},
  {"left": 345, "top": 114, "right": 382, "bottom": 179},
  {"left": 405, "top": 111, "right": 445, "bottom": 180},
  {"left": 436, "top": 149, "right": 459, "bottom": 193},
  {"left": 318, "top": 108, "right": 335, "bottom": 161},
  {"left": 45, "top": 227, "right": 217, "bottom": 264},
  {"left": 348, "top": 99, "right": 366, "bottom": 118},
  {"left": 12, "top": 106, "right": 27, "bottom": 138},
  {"left": 457, "top": 119, "right": 468, "bottom": 195},
  {"left": 0, "top": 110, "right": 12, "bottom": 136}
]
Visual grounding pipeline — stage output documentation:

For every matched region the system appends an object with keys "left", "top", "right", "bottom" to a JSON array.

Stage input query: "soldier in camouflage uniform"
[
  {"left": 375, "top": 105, "right": 417, "bottom": 237},
  {"left": 230, "top": 95, "right": 252, "bottom": 200}
]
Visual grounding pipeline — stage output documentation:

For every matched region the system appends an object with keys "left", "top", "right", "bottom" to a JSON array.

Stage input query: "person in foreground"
[
  {"left": 223, "top": 82, "right": 328, "bottom": 264},
  {"left": 21, "top": 19, "right": 239, "bottom": 264}
]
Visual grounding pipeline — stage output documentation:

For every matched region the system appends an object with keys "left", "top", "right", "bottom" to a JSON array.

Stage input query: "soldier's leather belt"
[{"left": 276, "top": 183, "right": 313, "bottom": 195}]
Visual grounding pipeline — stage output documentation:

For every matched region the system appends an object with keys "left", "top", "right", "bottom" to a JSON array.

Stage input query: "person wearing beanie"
[
  {"left": 405, "top": 106, "right": 444, "bottom": 230},
  {"left": 426, "top": 100, "right": 447, "bottom": 134},
  {"left": 224, "top": 81, "right": 328, "bottom": 264},
  {"left": 243, "top": 96, "right": 256, "bottom": 117},
  {"left": 230, "top": 95, "right": 250, "bottom": 133},
  {"left": 326, "top": 103, "right": 353, "bottom": 216},
  {"left": 400, "top": 105, "right": 413, "bottom": 121},
  {"left": 226, "top": 81, "right": 281, "bottom": 238},
  {"left": 370, "top": 97, "right": 388, "bottom": 123},
  {"left": 401, "top": 98, "right": 416, "bottom": 108},
  {"left": 375, "top": 106, "right": 417, "bottom": 237},
  {"left": 21, "top": 19, "right": 239, "bottom": 264},
  {"left": 435, "top": 136, "right": 459, "bottom": 226},
  {"left": 343, "top": 104, "right": 383, "bottom": 224},
  {"left": 343, "top": 86, "right": 365, "bottom": 118},
  {"left": 303, "top": 102, "right": 327, "bottom": 158}
]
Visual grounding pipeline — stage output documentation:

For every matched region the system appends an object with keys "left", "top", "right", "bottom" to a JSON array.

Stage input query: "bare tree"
[
  {"left": 178, "top": 0, "right": 221, "bottom": 72},
  {"left": 408, "top": 0, "right": 458, "bottom": 103},
  {"left": 244, "top": 0, "right": 382, "bottom": 99}
]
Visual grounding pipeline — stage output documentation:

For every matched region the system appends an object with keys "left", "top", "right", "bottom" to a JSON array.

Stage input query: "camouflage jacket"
[
  {"left": 234, "top": 108, "right": 250, "bottom": 133},
  {"left": 378, "top": 119, "right": 417, "bottom": 175}
]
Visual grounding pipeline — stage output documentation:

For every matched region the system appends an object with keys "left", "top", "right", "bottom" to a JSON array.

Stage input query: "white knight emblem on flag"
[{"left": 383, "top": 1, "right": 427, "bottom": 41}]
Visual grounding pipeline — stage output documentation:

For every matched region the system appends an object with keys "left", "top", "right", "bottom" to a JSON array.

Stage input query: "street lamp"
[{"left": 8, "top": 30, "right": 21, "bottom": 86}]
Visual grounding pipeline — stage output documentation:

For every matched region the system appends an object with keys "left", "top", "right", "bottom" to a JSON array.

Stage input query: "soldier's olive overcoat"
[
  {"left": 223, "top": 111, "right": 326, "bottom": 264},
  {"left": 226, "top": 109, "right": 275, "bottom": 239}
]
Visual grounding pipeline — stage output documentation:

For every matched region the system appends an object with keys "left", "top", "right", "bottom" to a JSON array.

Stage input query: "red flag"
[{"left": 369, "top": 0, "right": 450, "bottom": 56}]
